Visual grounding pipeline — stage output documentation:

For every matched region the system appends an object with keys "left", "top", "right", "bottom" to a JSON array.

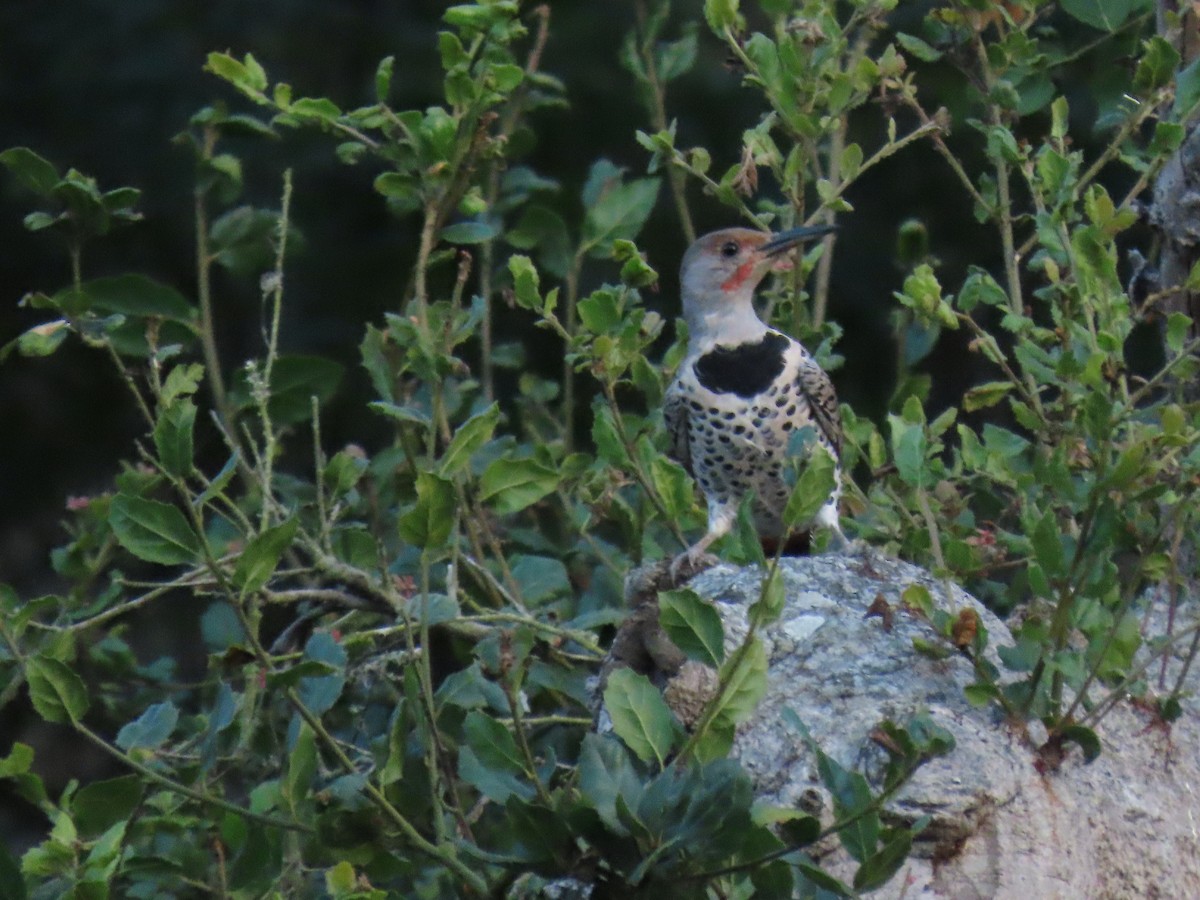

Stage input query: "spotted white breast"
[{"left": 664, "top": 329, "right": 841, "bottom": 539}]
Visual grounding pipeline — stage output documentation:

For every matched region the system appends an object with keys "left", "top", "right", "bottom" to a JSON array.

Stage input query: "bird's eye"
[{"left": 720, "top": 241, "right": 739, "bottom": 258}]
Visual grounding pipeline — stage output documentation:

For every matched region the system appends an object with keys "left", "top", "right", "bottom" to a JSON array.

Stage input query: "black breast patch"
[{"left": 693, "top": 332, "right": 789, "bottom": 398}]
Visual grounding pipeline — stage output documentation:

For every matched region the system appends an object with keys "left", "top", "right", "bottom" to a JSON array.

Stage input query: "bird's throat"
[{"left": 720, "top": 260, "right": 759, "bottom": 293}]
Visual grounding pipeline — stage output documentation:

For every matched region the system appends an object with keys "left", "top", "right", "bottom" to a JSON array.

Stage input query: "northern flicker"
[{"left": 664, "top": 225, "right": 844, "bottom": 577}]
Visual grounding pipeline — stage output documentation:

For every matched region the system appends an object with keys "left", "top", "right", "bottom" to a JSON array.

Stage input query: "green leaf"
[
  {"left": 1056, "top": 724, "right": 1101, "bottom": 763},
  {"left": 658, "top": 589, "right": 725, "bottom": 667},
  {"left": 1059, "top": 0, "right": 1134, "bottom": 31},
  {"left": 299, "top": 632, "right": 347, "bottom": 716},
  {"left": 444, "top": 3, "right": 513, "bottom": 29},
  {"left": 840, "top": 143, "right": 864, "bottom": 182},
  {"left": 783, "top": 444, "right": 838, "bottom": 528},
  {"left": 895, "top": 33, "right": 942, "bottom": 62},
  {"left": 897, "top": 262, "right": 946, "bottom": 322},
  {"left": 490, "top": 63, "right": 524, "bottom": 92},
  {"left": 287, "top": 97, "right": 342, "bottom": 122},
  {"left": 205, "top": 52, "right": 268, "bottom": 101},
  {"left": 375, "top": 55, "right": 395, "bottom": 103},
  {"left": 731, "top": 495, "right": 768, "bottom": 568},
  {"left": 1134, "top": 36, "right": 1180, "bottom": 93},
  {"left": 323, "top": 448, "right": 368, "bottom": 497},
  {"left": 508, "top": 254, "right": 543, "bottom": 311},
  {"left": 210, "top": 206, "right": 291, "bottom": 276},
  {"left": 749, "top": 567, "right": 786, "bottom": 628},
  {"left": 658, "top": 27, "right": 698, "bottom": 81},
  {"left": 403, "top": 591, "right": 460, "bottom": 626},
  {"left": 194, "top": 453, "right": 239, "bottom": 509},
  {"left": 116, "top": 701, "right": 179, "bottom": 750},
  {"left": 577, "top": 734, "right": 644, "bottom": 835},
  {"left": 1151, "top": 121, "right": 1186, "bottom": 156},
  {"left": 398, "top": 472, "right": 455, "bottom": 548},
  {"left": 64, "top": 274, "right": 196, "bottom": 324},
  {"left": 577, "top": 289, "right": 622, "bottom": 333},
  {"left": 10, "top": 320, "right": 70, "bottom": 360},
  {"left": 230, "top": 355, "right": 344, "bottom": 425},
  {"left": 26, "top": 655, "right": 89, "bottom": 724},
  {"left": 1165, "top": 312, "right": 1192, "bottom": 354},
  {"left": 326, "top": 861, "right": 356, "bottom": 897},
  {"left": 1177, "top": 56, "right": 1200, "bottom": 115},
  {"left": 957, "top": 268, "right": 1009, "bottom": 312},
  {"left": 796, "top": 859, "right": 855, "bottom": 896},
  {"left": 0, "top": 841, "right": 25, "bottom": 900},
  {"left": 888, "top": 414, "right": 927, "bottom": 488},
  {"left": 479, "top": 456, "right": 560, "bottom": 515},
  {"left": 591, "top": 403, "right": 629, "bottom": 465},
  {"left": 458, "top": 711, "right": 533, "bottom": 804},
  {"left": 702, "top": 637, "right": 768, "bottom": 753},
  {"left": 603, "top": 668, "right": 682, "bottom": 768},
  {"left": 0, "top": 742, "right": 46, "bottom": 811},
  {"left": 233, "top": 518, "right": 300, "bottom": 594},
  {"left": 510, "top": 555, "right": 571, "bottom": 604},
  {"left": 373, "top": 171, "right": 416, "bottom": 200},
  {"left": 153, "top": 399, "right": 196, "bottom": 478},
  {"left": 440, "top": 220, "right": 499, "bottom": 244},
  {"left": 263, "top": 660, "right": 337, "bottom": 691},
  {"left": 22, "top": 211, "right": 57, "bottom": 231},
  {"left": 239, "top": 52, "right": 267, "bottom": 91},
  {"left": 435, "top": 661, "right": 504, "bottom": 713},
  {"left": 963, "top": 381, "right": 1014, "bottom": 412},
  {"left": 502, "top": 795, "right": 573, "bottom": 864},
  {"left": 438, "top": 403, "right": 499, "bottom": 477},
  {"left": 368, "top": 401, "right": 431, "bottom": 428},
  {"left": 1031, "top": 510, "right": 1064, "bottom": 578},
  {"left": 853, "top": 829, "right": 913, "bottom": 891},
  {"left": 775, "top": 813, "right": 821, "bottom": 847},
  {"left": 964, "top": 682, "right": 1000, "bottom": 707},
  {"left": 507, "top": 205, "right": 571, "bottom": 278},
  {"left": 53, "top": 173, "right": 108, "bottom": 234},
  {"left": 0, "top": 743, "right": 34, "bottom": 779},
  {"left": 901, "top": 583, "right": 934, "bottom": 618},
  {"left": 819, "top": 751, "right": 877, "bottom": 862},
  {"left": 72, "top": 775, "right": 142, "bottom": 840},
  {"left": 704, "top": 0, "right": 743, "bottom": 34},
  {"left": 650, "top": 455, "right": 694, "bottom": 521},
  {"left": 109, "top": 494, "right": 202, "bottom": 566},
  {"left": 284, "top": 723, "right": 317, "bottom": 814},
  {"left": 581, "top": 168, "right": 660, "bottom": 255},
  {"left": 0, "top": 147, "right": 60, "bottom": 196},
  {"left": 161, "top": 363, "right": 205, "bottom": 406},
  {"left": 984, "top": 125, "right": 1022, "bottom": 166}
]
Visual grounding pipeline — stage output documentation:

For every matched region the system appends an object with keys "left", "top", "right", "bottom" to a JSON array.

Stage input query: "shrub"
[{"left": 1, "top": 0, "right": 1197, "bottom": 895}]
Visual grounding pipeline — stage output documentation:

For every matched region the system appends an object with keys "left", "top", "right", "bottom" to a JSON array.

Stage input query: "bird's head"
[
  {"left": 680, "top": 225, "right": 835, "bottom": 302},
  {"left": 678, "top": 224, "right": 835, "bottom": 338}
]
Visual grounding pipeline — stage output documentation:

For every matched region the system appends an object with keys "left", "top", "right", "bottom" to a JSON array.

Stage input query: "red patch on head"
[{"left": 721, "top": 259, "right": 757, "bottom": 293}]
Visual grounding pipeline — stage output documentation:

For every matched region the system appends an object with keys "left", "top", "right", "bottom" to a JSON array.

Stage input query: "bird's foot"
[
  {"left": 841, "top": 537, "right": 872, "bottom": 557},
  {"left": 668, "top": 549, "right": 719, "bottom": 586},
  {"left": 821, "top": 527, "right": 864, "bottom": 556}
]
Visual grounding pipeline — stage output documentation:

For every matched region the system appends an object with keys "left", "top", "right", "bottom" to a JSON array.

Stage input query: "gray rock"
[
  {"left": 688, "top": 553, "right": 1022, "bottom": 853},
  {"left": 679, "top": 552, "right": 1200, "bottom": 898}
]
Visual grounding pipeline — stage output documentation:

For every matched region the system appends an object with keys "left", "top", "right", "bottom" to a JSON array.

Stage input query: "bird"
[{"left": 663, "top": 225, "right": 845, "bottom": 579}]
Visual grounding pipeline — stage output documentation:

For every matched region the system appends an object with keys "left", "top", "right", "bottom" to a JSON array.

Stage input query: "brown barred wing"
[
  {"left": 662, "top": 382, "right": 694, "bottom": 476},
  {"left": 796, "top": 357, "right": 842, "bottom": 456}
]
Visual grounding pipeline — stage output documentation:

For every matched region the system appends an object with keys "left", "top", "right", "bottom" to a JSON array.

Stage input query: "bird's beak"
[{"left": 760, "top": 223, "right": 837, "bottom": 258}]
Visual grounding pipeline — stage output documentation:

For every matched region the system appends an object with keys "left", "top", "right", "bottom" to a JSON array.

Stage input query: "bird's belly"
[{"left": 686, "top": 403, "right": 796, "bottom": 534}]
